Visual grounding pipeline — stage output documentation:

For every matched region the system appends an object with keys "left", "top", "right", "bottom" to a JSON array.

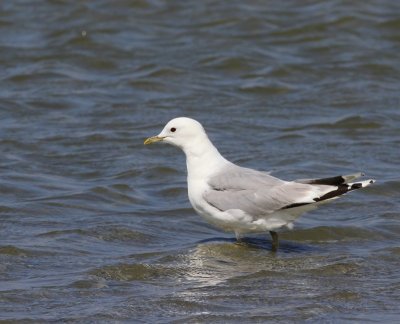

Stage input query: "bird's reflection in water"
[{"left": 177, "top": 236, "right": 316, "bottom": 288}]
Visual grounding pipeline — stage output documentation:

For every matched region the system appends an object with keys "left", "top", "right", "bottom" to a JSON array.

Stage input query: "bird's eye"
[{"left": 170, "top": 127, "right": 176, "bottom": 132}]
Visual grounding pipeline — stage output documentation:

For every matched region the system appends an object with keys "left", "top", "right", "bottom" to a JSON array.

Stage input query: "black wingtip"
[
  {"left": 280, "top": 202, "right": 312, "bottom": 210},
  {"left": 351, "top": 183, "right": 363, "bottom": 189},
  {"left": 307, "top": 175, "right": 346, "bottom": 186}
]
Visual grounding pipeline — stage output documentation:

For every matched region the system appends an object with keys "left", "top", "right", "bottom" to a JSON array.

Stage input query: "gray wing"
[{"left": 204, "top": 165, "right": 320, "bottom": 217}]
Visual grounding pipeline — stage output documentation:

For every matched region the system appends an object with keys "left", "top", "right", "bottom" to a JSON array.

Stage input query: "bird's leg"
[
  {"left": 235, "top": 231, "right": 243, "bottom": 244},
  {"left": 269, "top": 231, "right": 279, "bottom": 252}
]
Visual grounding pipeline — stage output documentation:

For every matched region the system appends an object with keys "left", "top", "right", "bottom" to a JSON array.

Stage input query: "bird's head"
[{"left": 144, "top": 117, "right": 207, "bottom": 151}]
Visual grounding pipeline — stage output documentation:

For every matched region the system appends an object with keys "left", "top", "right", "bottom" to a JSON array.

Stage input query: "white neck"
[{"left": 183, "top": 135, "right": 228, "bottom": 179}]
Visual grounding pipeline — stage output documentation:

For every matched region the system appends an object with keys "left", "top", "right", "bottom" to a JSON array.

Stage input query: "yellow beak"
[{"left": 144, "top": 136, "right": 164, "bottom": 145}]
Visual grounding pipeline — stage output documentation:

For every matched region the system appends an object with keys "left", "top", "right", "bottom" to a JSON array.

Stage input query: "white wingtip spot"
[{"left": 357, "top": 179, "right": 376, "bottom": 187}]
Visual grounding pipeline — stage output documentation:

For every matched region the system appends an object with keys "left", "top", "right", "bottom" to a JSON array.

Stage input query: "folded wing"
[{"left": 204, "top": 166, "right": 374, "bottom": 217}]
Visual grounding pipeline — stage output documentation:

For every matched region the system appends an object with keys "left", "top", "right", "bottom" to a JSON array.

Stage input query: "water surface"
[{"left": 1, "top": 0, "right": 399, "bottom": 322}]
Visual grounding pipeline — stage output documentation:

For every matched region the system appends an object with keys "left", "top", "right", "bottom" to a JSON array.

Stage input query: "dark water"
[{"left": 1, "top": 0, "right": 399, "bottom": 322}]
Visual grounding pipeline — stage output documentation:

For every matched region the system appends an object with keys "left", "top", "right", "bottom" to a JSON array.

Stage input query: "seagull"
[{"left": 144, "top": 117, "right": 375, "bottom": 251}]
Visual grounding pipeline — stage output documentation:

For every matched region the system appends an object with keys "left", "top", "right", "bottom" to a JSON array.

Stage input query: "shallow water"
[{"left": 1, "top": 0, "right": 400, "bottom": 322}]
